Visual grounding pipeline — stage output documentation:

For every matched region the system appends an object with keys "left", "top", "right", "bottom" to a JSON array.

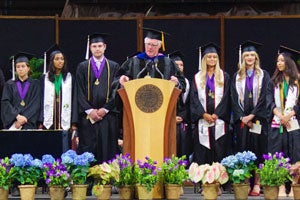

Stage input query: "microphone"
[
  {"left": 137, "top": 59, "right": 152, "bottom": 79},
  {"left": 154, "top": 57, "right": 164, "bottom": 79}
]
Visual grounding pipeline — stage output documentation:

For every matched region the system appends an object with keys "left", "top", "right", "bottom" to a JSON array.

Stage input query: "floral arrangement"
[
  {"left": 88, "top": 161, "right": 119, "bottom": 196},
  {"left": 133, "top": 156, "right": 158, "bottom": 191},
  {"left": 111, "top": 153, "right": 134, "bottom": 187},
  {"left": 10, "top": 153, "right": 43, "bottom": 185},
  {"left": 188, "top": 162, "right": 228, "bottom": 185},
  {"left": 42, "top": 154, "right": 71, "bottom": 188},
  {"left": 257, "top": 152, "right": 292, "bottom": 186},
  {"left": 0, "top": 157, "right": 14, "bottom": 190},
  {"left": 289, "top": 161, "right": 300, "bottom": 184},
  {"left": 161, "top": 155, "right": 188, "bottom": 185},
  {"left": 221, "top": 151, "right": 257, "bottom": 184},
  {"left": 61, "top": 150, "right": 95, "bottom": 185}
]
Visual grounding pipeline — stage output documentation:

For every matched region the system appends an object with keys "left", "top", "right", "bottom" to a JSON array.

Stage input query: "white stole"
[
  {"left": 43, "top": 72, "right": 72, "bottom": 130},
  {"left": 235, "top": 68, "right": 263, "bottom": 110},
  {"left": 195, "top": 70, "right": 225, "bottom": 149},
  {"left": 182, "top": 78, "right": 190, "bottom": 104},
  {"left": 272, "top": 84, "right": 298, "bottom": 127}
]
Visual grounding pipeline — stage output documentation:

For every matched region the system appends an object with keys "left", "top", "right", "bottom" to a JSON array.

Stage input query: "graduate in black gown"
[
  {"left": 116, "top": 27, "right": 185, "bottom": 89},
  {"left": 266, "top": 46, "right": 300, "bottom": 196},
  {"left": 168, "top": 50, "right": 193, "bottom": 160},
  {"left": 231, "top": 41, "right": 270, "bottom": 196},
  {"left": 76, "top": 33, "right": 120, "bottom": 164},
  {"left": 1, "top": 52, "right": 40, "bottom": 129},
  {"left": 38, "top": 44, "right": 78, "bottom": 150},
  {"left": 190, "top": 43, "right": 231, "bottom": 165}
]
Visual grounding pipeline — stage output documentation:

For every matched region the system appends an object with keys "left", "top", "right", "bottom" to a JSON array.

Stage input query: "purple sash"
[
  {"left": 246, "top": 70, "right": 255, "bottom": 92},
  {"left": 16, "top": 81, "right": 30, "bottom": 101},
  {"left": 206, "top": 73, "right": 215, "bottom": 92},
  {"left": 91, "top": 57, "right": 106, "bottom": 79}
]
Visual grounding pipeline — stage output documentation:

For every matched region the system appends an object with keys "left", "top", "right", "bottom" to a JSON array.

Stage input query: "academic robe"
[
  {"left": 114, "top": 53, "right": 186, "bottom": 90},
  {"left": 190, "top": 72, "right": 231, "bottom": 164},
  {"left": 76, "top": 58, "right": 120, "bottom": 164},
  {"left": 231, "top": 70, "right": 270, "bottom": 164},
  {"left": 266, "top": 81, "right": 300, "bottom": 163},
  {"left": 1, "top": 77, "right": 40, "bottom": 129},
  {"left": 176, "top": 78, "right": 193, "bottom": 159},
  {"left": 39, "top": 73, "right": 78, "bottom": 130}
]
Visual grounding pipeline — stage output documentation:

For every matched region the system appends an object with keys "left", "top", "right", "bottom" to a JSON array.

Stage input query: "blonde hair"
[
  {"left": 237, "top": 51, "right": 261, "bottom": 81},
  {"left": 199, "top": 53, "right": 224, "bottom": 88}
]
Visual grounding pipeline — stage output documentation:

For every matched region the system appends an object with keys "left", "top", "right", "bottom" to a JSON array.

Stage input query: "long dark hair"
[
  {"left": 272, "top": 53, "right": 299, "bottom": 87},
  {"left": 48, "top": 51, "right": 68, "bottom": 82}
]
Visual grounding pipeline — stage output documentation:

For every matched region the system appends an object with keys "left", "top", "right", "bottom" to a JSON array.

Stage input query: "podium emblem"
[{"left": 135, "top": 84, "right": 163, "bottom": 113}]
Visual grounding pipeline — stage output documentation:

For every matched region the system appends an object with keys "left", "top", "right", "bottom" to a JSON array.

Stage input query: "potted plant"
[
  {"left": 221, "top": 151, "right": 257, "bottom": 199},
  {"left": 0, "top": 157, "right": 14, "bottom": 200},
  {"left": 111, "top": 153, "right": 134, "bottom": 200},
  {"left": 289, "top": 161, "right": 300, "bottom": 198},
  {"left": 10, "top": 153, "right": 43, "bottom": 200},
  {"left": 88, "top": 161, "right": 119, "bottom": 199},
  {"left": 133, "top": 156, "right": 158, "bottom": 199},
  {"left": 61, "top": 150, "right": 95, "bottom": 200},
  {"left": 42, "top": 154, "right": 71, "bottom": 200},
  {"left": 257, "top": 152, "right": 292, "bottom": 200},
  {"left": 162, "top": 155, "right": 188, "bottom": 200},
  {"left": 188, "top": 162, "right": 228, "bottom": 200}
]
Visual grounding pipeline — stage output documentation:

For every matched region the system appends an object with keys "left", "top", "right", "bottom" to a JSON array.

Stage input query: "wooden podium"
[{"left": 118, "top": 77, "right": 181, "bottom": 165}]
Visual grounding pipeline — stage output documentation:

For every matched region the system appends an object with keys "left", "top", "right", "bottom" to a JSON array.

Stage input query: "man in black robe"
[
  {"left": 115, "top": 28, "right": 185, "bottom": 89},
  {"left": 76, "top": 33, "right": 120, "bottom": 164},
  {"left": 1, "top": 52, "right": 40, "bottom": 130},
  {"left": 168, "top": 50, "right": 193, "bottom": 160}
]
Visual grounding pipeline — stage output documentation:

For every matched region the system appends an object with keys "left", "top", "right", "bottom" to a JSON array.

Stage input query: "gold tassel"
[{"left": 161, "top": 32, "right": 165, "bottom": 51}]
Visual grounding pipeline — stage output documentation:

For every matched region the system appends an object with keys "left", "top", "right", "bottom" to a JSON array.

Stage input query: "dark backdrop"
[
  {"left": 144, "top": 18, "right": 220, "bottom": 81},
  {"left": 224, "top": 18, "right": 300, "bottom": 77},
  {"left": 0, "top": 18, "right": 55, "bottom": 80},
  {"left": 1, "top": 16, "right": 300, "bottom": 81},
  {"left": 59, "top": 19, "right": 137, "bottom": 75}
]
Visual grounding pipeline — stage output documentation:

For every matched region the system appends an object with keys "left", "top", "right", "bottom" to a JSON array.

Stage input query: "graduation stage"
[{"left": 0, "top": 130, "right": 68, "bottom": 159}]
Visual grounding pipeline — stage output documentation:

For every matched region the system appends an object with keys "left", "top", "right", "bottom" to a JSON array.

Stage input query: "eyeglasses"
[{"left": 145, "top": 43, "right": 159, "bottom": 47}]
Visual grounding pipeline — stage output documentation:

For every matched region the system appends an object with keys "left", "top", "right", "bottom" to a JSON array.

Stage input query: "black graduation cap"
[
  {"left": 89, "top": 33, "right": 108, "bottom": 44},
  {"left": 278, "top": 45, "right": 300, "bottom": 64},
  {"left": 143, "top": 27, "right": 170, "bottom": 51},
  {"left": 240, "top": 40, "right": 262, "bottom": 53},
  {"left": 85, "top": 33, "right": 109, "bottom": 60},
  {"left": 200, "top": 42, "right": 220, "bottom": 56},
  {"left": 14, "top": 52, "right": 35, "bottom": 64},
  {"left": 168, "top": 50, "right": 184, "bottom": 62}
]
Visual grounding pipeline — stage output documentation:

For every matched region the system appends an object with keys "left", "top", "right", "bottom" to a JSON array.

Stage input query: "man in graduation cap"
[
  {"left": 1, "top": 52, "right": 41, "bottom": 130},
  {"left": 231, "top": 40, "right": 270, "bottom": 196},
  {"left": 168, "top": 50, "right": 193, "bottom": 160},
  {"left": 267, "top": 45, "right": 300, "bottom": 197},
  {"left": 116, "top": 27, "right": 185, "bottom": 89},
  {"left": 76, "top": 33, "right": 120, "bottom": 164},
  {"left": 190, "top": 43, "right": 231, "bottom": 168}
]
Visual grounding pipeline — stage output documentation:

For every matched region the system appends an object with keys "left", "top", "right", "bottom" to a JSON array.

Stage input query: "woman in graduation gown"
[
  {"left": 38, "top": 45, "right": 78, "bottom": 150},
  {"left": 266, "top": 46, "right": 300, "bottom": 196},
  {"left": 1, "top": 52, "right": 40, "bottom": 129},
  {"left": 190, "top": 43, "right": 231, "bottom": 165},
  {"left": 231, "top": 41, "right": 270, "bottom": 196}
]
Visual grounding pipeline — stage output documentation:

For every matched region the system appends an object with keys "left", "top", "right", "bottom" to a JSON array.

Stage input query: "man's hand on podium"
[{"left": 119, "top": 75, "right": 129, "bottom": 86}]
